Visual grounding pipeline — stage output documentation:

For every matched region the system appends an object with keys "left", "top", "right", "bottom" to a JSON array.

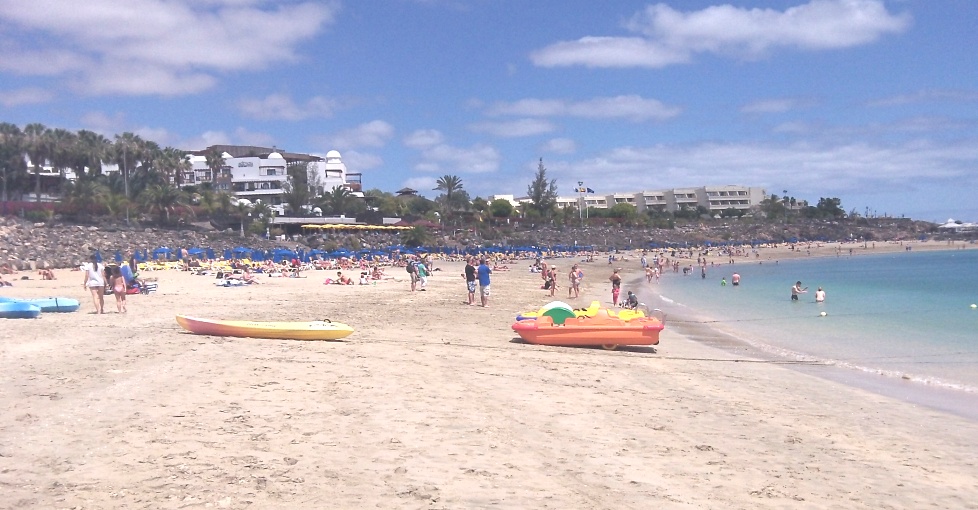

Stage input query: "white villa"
[{"left": 184, "top": 145, "right": 362, "bottom": 215}]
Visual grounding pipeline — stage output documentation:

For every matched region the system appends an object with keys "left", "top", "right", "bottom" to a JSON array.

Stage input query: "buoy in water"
[
  {"left": 819, "top": 311, "right": 827, "bottom": 317},
  {"left": 971, "top": 304, "right": 977, "bottom": 309}
]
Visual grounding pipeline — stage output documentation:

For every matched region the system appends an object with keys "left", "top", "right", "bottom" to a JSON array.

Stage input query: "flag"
[
  {"left": 586, "top": 188, "right": 595, "bottom": 193},
  {"left": 575, "top": 186, "right": 586, "bottom": 193}
]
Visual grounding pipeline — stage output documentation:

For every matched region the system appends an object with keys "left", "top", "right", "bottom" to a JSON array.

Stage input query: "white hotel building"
[
  {"left": 496, "top": 185, "right": 766, "bottom": 215},
  {"left": 184, "top": 146, "right": 361, "bottom": 214}
]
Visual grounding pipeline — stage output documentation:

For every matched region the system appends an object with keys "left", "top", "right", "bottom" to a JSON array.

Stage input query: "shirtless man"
[{"left": 791, "top": 281, "right": 808, "bottom": 301}]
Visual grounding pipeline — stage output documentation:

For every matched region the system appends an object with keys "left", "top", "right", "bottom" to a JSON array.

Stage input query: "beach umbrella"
[
  {"left": 152, "top": 247, "right": 172, "bottom": 260},
  {"left": 206, "top": 248, "right": 216, "bottom": 259}
]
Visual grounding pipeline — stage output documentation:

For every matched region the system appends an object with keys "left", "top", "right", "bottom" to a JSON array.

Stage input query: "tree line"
[{"left": 1, "top": 122, "right": 849, "bottom": 237}]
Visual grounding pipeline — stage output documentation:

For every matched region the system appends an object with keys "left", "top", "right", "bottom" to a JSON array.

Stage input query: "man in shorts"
[
  {"left": 477, "top": 258, "right": 492, "bottom": 307},
  {"left": 463, "top": 257, "right": 477, "bottom": 305},
  {"left": 407, "top": 260, "right": 419, "bottom": 291}
]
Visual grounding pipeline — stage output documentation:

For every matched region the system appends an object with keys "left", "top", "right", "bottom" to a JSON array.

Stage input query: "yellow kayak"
[{"left": 176, "top": 315, "right": 354, "bottom": 341}]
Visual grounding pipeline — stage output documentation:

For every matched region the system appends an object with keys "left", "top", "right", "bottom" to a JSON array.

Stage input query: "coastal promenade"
[{"left": 1, "top": 243, "right": 977, "bottom": 508}]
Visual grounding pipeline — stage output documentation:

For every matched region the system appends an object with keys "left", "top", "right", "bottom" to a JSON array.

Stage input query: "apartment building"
[{"left": 557, "top": 185, "right": 766, "bottom": 215}]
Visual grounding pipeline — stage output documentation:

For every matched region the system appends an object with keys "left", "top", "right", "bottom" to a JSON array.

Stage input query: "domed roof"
[
  {"left": 267, "top": 151, "right": 284, "bottom": 159},
  {"left": 325, "top": 150, "right": 342, "bottom": 159}
]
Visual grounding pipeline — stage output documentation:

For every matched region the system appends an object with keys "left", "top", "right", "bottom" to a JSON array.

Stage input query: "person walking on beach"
[
  {"left": 546, "top": 266, "right": 558, "bottom": 297},
  {"left": 568, "top": 265, "right": 581, "bottom": 299},
  {"left": 791, "top": 281, "right": 808, "bottom": 301},
  {"left": 406, "top": 258, "right": 419, "bottom": 291},
  {"left": 609, "top": 268, "right": 622, "bottom": 305},
  {"left": 110, "top": 266, "right": 127, "bottom": 313},
  {"left": 477, "top": 258, "right": 492, "bottom": 307},
  {"left": 416, "top": 259, "right": 429, "bottom": 290},
  {"left": 815, "top": 287, "right": 826, "bottom": 303},
  {"left": 463, "top": 257, "right": 476, "bottom": 305},
  {"left": 82, "top": 254, "right": 105, "bottom": 314}
]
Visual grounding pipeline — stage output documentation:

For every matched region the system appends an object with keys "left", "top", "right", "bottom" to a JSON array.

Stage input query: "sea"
[{"left": 633, "top": 247, "right": 978, "bottom": 420}]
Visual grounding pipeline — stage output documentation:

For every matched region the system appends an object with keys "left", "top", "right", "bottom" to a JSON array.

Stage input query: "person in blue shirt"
[{"left": 477, "top": 258, "right": 492, "bottom": 307}]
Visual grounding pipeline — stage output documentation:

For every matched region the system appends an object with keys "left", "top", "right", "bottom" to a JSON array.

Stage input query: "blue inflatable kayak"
[
  {"left": 0, "top": 296, "right": 80, "bottom": 313},
  {"left": 0, "top": 301, "right": 42, "bottom": 319}
]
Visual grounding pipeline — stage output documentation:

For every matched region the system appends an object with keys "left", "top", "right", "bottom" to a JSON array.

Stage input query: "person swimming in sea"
[{"left": 815, "top": 287, "right": 826, "bottom": 303}]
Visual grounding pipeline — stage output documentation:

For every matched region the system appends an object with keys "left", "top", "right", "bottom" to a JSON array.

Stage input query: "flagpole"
[{"left": 577, "top": 181, "right": 584, "bottom": 228}]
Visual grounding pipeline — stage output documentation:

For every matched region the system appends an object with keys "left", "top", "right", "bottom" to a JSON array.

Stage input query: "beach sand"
[{"left": 2, "top": 245, "right": 977, "bottom": 509}]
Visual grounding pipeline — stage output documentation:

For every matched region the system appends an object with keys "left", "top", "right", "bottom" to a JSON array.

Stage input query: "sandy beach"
[{"left": 2, "top": 242, "right": 978, "bottom": 509}]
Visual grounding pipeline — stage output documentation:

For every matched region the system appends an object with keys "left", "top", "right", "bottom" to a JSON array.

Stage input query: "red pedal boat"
[{"left": 512, "top": 309, "right": 664, "bottom": 350}]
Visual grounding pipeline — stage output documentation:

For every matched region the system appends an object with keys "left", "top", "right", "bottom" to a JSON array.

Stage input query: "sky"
[{"left": 1, "top": 0, "right": 976, "bottom": 222}]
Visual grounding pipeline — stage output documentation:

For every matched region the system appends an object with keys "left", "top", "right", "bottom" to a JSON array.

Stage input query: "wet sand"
[{"left": 2, "top": 248, "right": 977, "bottom": 508}]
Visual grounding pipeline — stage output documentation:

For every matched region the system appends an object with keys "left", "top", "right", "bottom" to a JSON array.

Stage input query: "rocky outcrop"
[
  {"left": 0, "top": 217, "right": 289, "bottom": 270},
  {"left": 0, "top": 215, "right": 944, "bottom": 270}
]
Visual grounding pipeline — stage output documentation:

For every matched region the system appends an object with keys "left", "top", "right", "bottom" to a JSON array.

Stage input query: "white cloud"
[
  {"left": 238, "top": 94, "right": 341, "bottom": 121},
  {"left": 550, "top": 139, "right": 978, "bottom": 197},
  {"left": 487, "top": 95, "right": 680, "bottom": 122},
  {"left": 0, "top": 87, "right": 54, "bottom": 106},
  {"left": 867, "top": 89, "right": 978, "bottom": 107},
  {"left": 403, "top": 176, "right": 437, "bottom": 191},
  {"left": 80, "top": 111, "right": 127, "bottom": 133},
  {"left": 0, "top": 0, "right": 339, "bottom": 95},
  {"left": 413, "top": 143, "right": 500, "bottom": 174},
  {"left": 404, "top": 131, "right": 500, "bottom": 174},
  {"left": 740, "top": 97, "right": 814, "bottom": 114},
  {"left": 341, "top": 150, "right": 384, "bottom": 171},
  {"left": 531, "top": 0, "right": 910, "bottom": 68},
  {"left": 81, "top": 62, "right": 217, "bottom": 96},
  {"left": 403, "top": 129, "right": 445, "bottom": 149},
  {"left": 232, "top": 127, "right": 276, "bottom": 147},
  {"left": 541, "top": 138, "right": 577, "bottom": 154},
  {"left": 469, "top": 118, "right": 555, "bottom": 137},
  {"left": 321, "top": 120, "right": 395, "bottom": 149},
  {"left": 181, "top": 131, "right": 233, "bottom": 150}
]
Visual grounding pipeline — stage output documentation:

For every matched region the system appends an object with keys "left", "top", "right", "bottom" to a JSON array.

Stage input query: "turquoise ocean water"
[{"left": 633, "top": 248, "right": 978, "bottom": 418}]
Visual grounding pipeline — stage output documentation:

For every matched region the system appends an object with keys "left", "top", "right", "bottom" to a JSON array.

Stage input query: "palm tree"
[
  {"left": 75, "top": 130, "right": 112, "bottom": 179},
  {"left": 281, "top": 178, "right": 310, "bottom": 216},
  {"left": 203, "top": 146, "right": 225, "bottom": 186},
  {"left": 234, "top": 200, "right": 252, "bottom": 237},
  {"left": 63, "top": 178, "right": 109, "bottom": 220},
  {"left": 113, "top": 132, "right": 146, "bottom": 199},
  {"left": 155, "top": 146, "right": 190, "bottom": 186},
  {"left": 23, "top": 123, "right": 48, "bottom": 203},
  {"left": 48, "top": 128, "right": 76, "bottom": 196},
  {"left": 139, "top": 183, "right": 193, "bottom": 225},
  {"left": 401, "top": 226, "right": 432, "bottom": 248},
  {"left": 434, "top": 174, "right": 463, "bottom": 225},
  {"left": 0, "top": 123, "right": 26, "bottom": 205},
  {"left": 320, "top": 186, "right": 356, "bottom": 216},
  {"left": 102, "top": 191, "right": 129, "bottom": 221}
]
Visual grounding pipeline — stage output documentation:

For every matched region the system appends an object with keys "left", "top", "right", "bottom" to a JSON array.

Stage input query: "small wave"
[{"left": 833, "top": 360, "right": 978, "bottom": 394}]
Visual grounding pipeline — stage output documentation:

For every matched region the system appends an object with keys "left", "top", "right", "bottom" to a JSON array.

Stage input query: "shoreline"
[
  {"left": 620, "top": 246, "right": 978, "bottom": 422},
  {"left": 2, "top": 251, "right": 978, "bottom": 507}
]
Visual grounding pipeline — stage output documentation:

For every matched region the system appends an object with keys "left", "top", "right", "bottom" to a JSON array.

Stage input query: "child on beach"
[
  {"left": 609, "top": 268, "right": 622, "bottom": 305},
  {"left": 110, "top": 266, "right": 127, "bottom": 313}
]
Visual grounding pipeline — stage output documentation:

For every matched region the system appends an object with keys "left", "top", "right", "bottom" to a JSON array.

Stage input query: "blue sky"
[{"left": 1, "top": 0, "right": 976, "bottom": 222}]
